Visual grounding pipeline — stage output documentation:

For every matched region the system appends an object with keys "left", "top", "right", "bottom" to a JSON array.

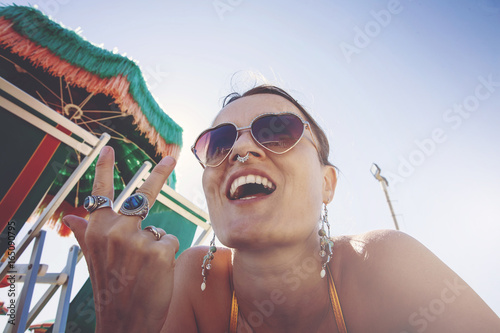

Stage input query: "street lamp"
[{"left": 370, "top": 163, "right": 400, "bottom": 230}]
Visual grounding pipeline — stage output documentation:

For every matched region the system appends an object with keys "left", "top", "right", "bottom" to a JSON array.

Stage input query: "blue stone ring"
[
  {"left": 120, "top": 193, "right": 150, "bottom": 220},
  {"left": 84, "top": 195, "right": 113, "bottom": 214}
]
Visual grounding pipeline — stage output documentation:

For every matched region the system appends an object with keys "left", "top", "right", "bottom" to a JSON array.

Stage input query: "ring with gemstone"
[
  {"left": 83, "top": 195, "right": 113, "bottom": 214},
  {"left": 119, "top": 193, "right": 150, "bottom": 220}
]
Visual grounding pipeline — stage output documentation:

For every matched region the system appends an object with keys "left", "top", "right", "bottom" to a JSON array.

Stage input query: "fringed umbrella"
[{"left": 0, "top": 5, "right": 182, "bottom": 237}]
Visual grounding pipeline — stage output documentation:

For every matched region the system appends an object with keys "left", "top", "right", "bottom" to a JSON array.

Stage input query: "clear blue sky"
[{"left": 1, "top": 0, "right": 499, "bottom": 327}]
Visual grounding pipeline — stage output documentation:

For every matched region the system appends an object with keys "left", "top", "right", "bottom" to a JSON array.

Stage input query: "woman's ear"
[{"left": 322, "top": 165, "right": 337, "bottom": 203}]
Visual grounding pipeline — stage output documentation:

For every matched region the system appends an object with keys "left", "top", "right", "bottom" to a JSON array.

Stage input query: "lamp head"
[{"left": 371, "top": 163, "right": 382, "bottom": 180}]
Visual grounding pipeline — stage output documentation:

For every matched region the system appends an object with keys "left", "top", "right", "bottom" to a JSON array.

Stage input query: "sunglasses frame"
[{"left": 191, "top": 112, "right": 318, "bottom": 168}]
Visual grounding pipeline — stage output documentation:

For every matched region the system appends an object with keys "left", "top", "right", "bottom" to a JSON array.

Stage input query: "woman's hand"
[{"left": 63, "top": 146, "right": 180, "bottom": 333}]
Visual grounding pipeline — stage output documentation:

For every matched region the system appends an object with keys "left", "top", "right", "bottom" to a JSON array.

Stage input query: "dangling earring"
[
  {"left": 201, "top": 234, "right": 217, "bottom": 291},
  {"left": 319, "top": 203, "right": 334, "bottom": 278}
]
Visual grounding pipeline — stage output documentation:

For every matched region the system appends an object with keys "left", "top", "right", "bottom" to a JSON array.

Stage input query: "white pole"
[{"left": 379, "top": 178, "right": 400, "bottom": 230}]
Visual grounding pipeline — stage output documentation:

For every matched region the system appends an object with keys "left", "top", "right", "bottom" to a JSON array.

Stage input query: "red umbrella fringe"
[
  {"left": 0, "top": 17, "right": 181, "bottom": 160},
  {"left": 27, "top": 194, "right": 88, "bottom": 237},
  {"left": 0, "top": 247, "right": 12, "bottom": 288},
  {"left": 0, "top": 245, "right": 14, "bottom": 288}
]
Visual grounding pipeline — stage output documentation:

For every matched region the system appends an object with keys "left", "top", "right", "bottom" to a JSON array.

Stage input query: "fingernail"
[
  {"left": 160, "top": 156, "right": 176, "bottom": 167},
  {"left": 99, "top": 146, "right": 111, "bottom": 158},
  {"left": 62, "top": 216, "right": 71, "bottom": 228}
]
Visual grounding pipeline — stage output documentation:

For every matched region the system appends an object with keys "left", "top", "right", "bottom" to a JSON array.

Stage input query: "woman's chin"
[{"left": 219, "top": 228, "right": 275, "bottom": 250}]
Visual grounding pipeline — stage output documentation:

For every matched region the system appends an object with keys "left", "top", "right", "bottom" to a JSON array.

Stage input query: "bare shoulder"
[
  {"left": 164, "top": 246, "right": 233, "bottom": 333},
  {"left": 331, "top": 230, "right": 500, "bottom": 333},
  {"left": 331, "top": 229, "right": 416, "bottom": 278},
  {"left": 333, "top": 229, "right": 451, "bottom": 277},
  {"left": 333, "top": 229, "right": 415, "bottom": 255}
]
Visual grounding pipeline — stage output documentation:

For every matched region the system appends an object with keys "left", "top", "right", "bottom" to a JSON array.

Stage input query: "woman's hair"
[{"left": 223, "top": 85, "right": 333, "bottom": 167}]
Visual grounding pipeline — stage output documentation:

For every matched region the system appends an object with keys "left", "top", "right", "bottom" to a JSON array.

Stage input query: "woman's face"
[{"left": 202, "top": 94, "right": 334, "bottom": 249}]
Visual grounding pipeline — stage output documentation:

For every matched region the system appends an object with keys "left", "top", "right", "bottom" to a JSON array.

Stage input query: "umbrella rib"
[
  {"left": 69, "top": 113, "right": 80, "bottom": 121},
  {"left": 109, "top": 135, "right": 130, "bottom": 141},
  {"left": 78, "top": 119, "right": 96, "bottom": 135},
  {"left": 124, "top": 141, "right": 157, "bottom": 162},
  {"left": 35, "top": 91, "right": 61, "bottom": 115},
  {"left": 59, "top": 76, "right": 64, "bottom": 112},
  {"left": 115, "top": 163, "right": 126, "bottom": 190},
  {"left": 79, "top": 110, "right": 124, "bottom": 114},
  {"left": 80, "top": 112, "right": 157, "bottom": 161},
  {"left": 78, "top": 114, "right": 127, "bottom": 140},
  {"left": 79, "top": 92, "right": 94, "bottom": 109},
  {"left": 66, "top": 80, "right": 74, "bottom": 105},
  {"left": 74, "top": 149, "right": 82, "bottom": 207},
  {"left": 0, "top": 55, "right": 64, "bottom": 104},
  {"left": 32, "top": 74, "right": 63, "bottom": 104},
  {"left": 36, "top": 95, "right": 64, "bottom": 111},
  {"left": 77, "top": 114, "right": 127, "bottom": 124}
]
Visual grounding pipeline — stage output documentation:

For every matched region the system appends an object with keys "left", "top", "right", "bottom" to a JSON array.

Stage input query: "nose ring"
[{"left": 236, "top": 153, "right": 250, "bottom": 163}]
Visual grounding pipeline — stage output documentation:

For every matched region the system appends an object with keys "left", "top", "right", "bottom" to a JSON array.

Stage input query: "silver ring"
[
  {"left": 120, "top": 193, "right": 149, "bottom": 220},
  {"left": 236, "top": 153, "right": 250, "bottom": 163},
  {"left": 144, "top": 226, "right": 162, "bottom": 241},
  {"left": 84, "top": 195, "right": 113, "bottom": 214}
]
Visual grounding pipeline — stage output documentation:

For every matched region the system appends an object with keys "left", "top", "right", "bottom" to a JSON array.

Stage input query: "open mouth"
[{"left": 228, "top": 174, "right": 276, "bottom": 200}]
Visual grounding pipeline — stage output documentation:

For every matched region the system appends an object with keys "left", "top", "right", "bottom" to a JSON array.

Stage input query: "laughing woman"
[{"left": 64, "top": 85, "right": 500, "bottom": 332}]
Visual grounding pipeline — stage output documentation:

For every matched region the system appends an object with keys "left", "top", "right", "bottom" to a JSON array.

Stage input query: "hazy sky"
[{"left": 1, "top": 0, "right": 499, "bottom": 327}]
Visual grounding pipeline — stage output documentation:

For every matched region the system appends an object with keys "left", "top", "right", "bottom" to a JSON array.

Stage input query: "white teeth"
[
  {"left": 240, "top": 196, "right": 257, "bottom": 200},
  {"left": 246, "top": 175, "right": 256, "bottom": 184},
  {"left": 261, "top": 177, "right": 268, "bottom": 187},
  {"left": 229, "top": 174, "right": 275, "bottom": 199}
]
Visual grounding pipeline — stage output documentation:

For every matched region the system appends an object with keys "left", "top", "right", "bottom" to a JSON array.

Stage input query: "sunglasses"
[{"left": 191, "top": 112, "right": 318, "bottom": 168}]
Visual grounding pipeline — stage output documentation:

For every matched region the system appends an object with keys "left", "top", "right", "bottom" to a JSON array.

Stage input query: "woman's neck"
[{"left": 231, "top": 230, "right": 335, "bottom": 332}]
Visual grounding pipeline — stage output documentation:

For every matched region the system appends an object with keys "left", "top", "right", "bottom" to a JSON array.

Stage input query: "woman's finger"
[
  {"left": 142, "top": 225, "right": 167, "bottom": 241},
  {"left": 135, "top": 156, "right": 176, "bottom": 208},
  {"left": 91, "top": 146, "right": 115, "bottom": 200},
  {"left": 155, "top": 227, "right": 167, "bottom": 237},
  {"left": 157, "top": 234, "right": 180, "bottom": 254},
  {"left": 63, "top": 215, "right": 89, "bottom": 254}
]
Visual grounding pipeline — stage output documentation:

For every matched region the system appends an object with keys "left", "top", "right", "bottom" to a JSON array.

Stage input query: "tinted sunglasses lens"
[
  {"left": 194, "top": 124, "right": 237, "bottom": 166},
  {"left": 251, "top": 114, "right": 304, "bottom": 153}
]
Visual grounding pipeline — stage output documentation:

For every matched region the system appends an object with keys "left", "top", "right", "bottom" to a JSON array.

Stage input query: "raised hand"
[{"left": 64, "top": 146, "right": 180, "bottom": 333}]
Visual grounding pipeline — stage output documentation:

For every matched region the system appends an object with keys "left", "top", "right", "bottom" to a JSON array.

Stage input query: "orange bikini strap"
[
  {"left": 229, "top": 289, "right": 238, "bottom": 333},
  {"left": 327, "top": 265, "right": 347, "bottom": 333}
]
